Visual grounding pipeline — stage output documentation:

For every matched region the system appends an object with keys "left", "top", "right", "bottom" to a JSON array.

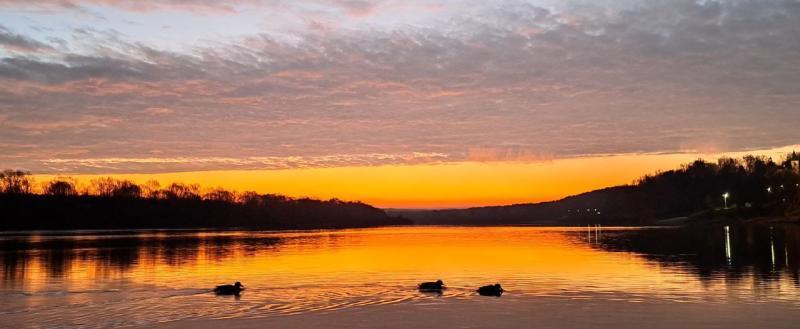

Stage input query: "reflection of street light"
[
  {"left": 723, "top": 192, "right": 729, "bottom": 209},
  {"left": 724, "top": 225, "right": 731, "bottom": 265}
]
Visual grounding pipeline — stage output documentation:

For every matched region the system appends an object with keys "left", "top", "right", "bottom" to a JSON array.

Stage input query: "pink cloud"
[{"left": 143, "top": 107, "right": 174, "bottom": 115}]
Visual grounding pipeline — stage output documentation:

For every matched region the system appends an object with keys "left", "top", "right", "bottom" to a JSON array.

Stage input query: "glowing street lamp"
[{"left": 722, "top": 192, "right": 729, "bottom": 209}]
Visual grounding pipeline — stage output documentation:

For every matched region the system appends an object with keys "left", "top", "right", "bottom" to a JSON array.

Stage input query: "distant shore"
[{"left": 0, "top": 193, "right": 410, "bottom": 231}]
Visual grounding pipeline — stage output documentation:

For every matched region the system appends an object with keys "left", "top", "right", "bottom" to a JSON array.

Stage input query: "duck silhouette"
[
  {"left": 477, "top": 283, "right": 503, "bottom": 297},
  {"left": 418, "top": 280, "right": 445, "bottom": 292},
  {"left": 214, "top": 282, "right": 245, "bottom": 295}
]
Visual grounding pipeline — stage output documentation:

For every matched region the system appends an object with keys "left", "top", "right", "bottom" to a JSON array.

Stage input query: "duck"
[
  {"left": 214, "top": 281, "right": 245, "bottom": 295},
  {"left": 477, "top": 283, "right": 503, "bottom": 296},
  {"left": 418, "top": 280, "right": 445, "bottom": 292}
]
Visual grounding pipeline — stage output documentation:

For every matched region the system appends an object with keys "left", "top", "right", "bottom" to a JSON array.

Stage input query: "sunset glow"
[{"left": 35, "top": 145, "right": 800, "bottom": 208}]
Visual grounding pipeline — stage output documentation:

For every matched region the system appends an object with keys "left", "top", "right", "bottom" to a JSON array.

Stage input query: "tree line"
[
  {"left": 402, "top": 152, "right": 800, "bottom": 225},
  {"left": 0, "top": 171, "right": 410, "bottom": 230},
  {"left": 2, "top": 171, "right": 262, "bottom": 203},
  {"left": 628, "top": 152, "right": 800, "bottom": 220}
]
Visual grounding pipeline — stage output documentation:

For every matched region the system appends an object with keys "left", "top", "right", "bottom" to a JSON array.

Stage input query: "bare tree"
[
  {"left": 90, "top": 177, "right": 119, "bottom": 197},
  {"left": 237, "top": 191, "right": 262, "bottom": 206},
  {"left": 89, "top": 177, "right": 141, "bottom": 198},
  {"left": 164, "top": 183, "right": 201, "bottom": 200},
  {"left": 204, "top": 188, "right": 236, "bottom": 203},
  {"left": 141, "top": 180, "right": 162, "bottom": 199},
  {"left": 0, "top": 170, "right": 33, "bottom": 194},
  {"left": 111, "top": 180, "right": 142, "bottom": 198},
  {"left": 44, "top": 179, "right": 77, "bottom": 196}
]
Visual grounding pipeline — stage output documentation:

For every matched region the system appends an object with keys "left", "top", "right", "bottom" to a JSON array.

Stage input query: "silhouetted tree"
[
  {"left": 237, "top": 191, "right": 262, "bottom": 206},
  {"left": 91, "top": 177, "right": 119, "bottom": 197},
  {"left": 88, "top": 178, "right": 141, "bottom": 198},
  {"left": 0, "top": 170, "right": 33, "bottom": 194},
  {"left": 44, "top": 179, "right": 77, "bottom": 196},
  {"left": 111, "top": 181, "right": 141, "bottom": 198},
  {"left": 141, "top": 180, "right": 162, "bottom": 199},
  {"left": 163, "top": 183, "right": 200, "bottom": 200},
  {"left": 204, "top": 188, "right": 236, "bottom": 203}
]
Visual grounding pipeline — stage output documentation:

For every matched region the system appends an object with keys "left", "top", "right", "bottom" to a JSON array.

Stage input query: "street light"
[{"left": 722, "top": 192, "right": 729, "bottom": 209}]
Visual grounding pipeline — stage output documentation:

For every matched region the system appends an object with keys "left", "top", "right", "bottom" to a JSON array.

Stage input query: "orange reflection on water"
[
  {"left": 6, "top": 227, "right": 796, "bottom": 299},
  {"left": 3, "top": 227, "right": 800, "bottom": 328}
]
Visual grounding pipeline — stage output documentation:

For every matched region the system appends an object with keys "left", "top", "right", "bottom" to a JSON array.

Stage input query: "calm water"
[{"left": 1, "top": 226, "right": 799, "bottom": 328}]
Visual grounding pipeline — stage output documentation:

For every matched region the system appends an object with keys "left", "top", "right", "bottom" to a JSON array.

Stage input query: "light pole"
[{"left": 722, "top": 192, "right": 729, "bottom": 209}]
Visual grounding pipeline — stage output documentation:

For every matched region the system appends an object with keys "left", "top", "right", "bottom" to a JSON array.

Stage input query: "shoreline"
[{"left": 1, "top": 219, "right": 798, "bottom": 234}]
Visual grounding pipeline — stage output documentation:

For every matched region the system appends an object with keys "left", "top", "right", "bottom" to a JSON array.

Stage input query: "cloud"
[
  {"left": 142, "top": 107, "right": 174, "bottom": 115},
  {"left": 0, "top": 0, "right": 245, "bottom": 14},
  {"left": 0, "top": 0, "right": 411, "bottom": 16},
  {"left": 0, "top": 115, "right": 122, "bottom": 133},
  {"left": 38, "top": 152, "right": 450, "bottom": 173},
  {"left": 0, "top": 25, "right": 54, "bottom": 53},
  {"left": 467, "top": 147, "right": 555, "bottom": 163},
  {"left": 0, "top": 0, "right": 799, "bottom": 173}
]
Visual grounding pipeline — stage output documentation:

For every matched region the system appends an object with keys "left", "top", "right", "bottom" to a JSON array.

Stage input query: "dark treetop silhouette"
[
  {"left": 398, "top": 153, "right": 800, "bottom": 226},
  {"left": 0, "top": 170, "right": 409, "bottom": 231}
]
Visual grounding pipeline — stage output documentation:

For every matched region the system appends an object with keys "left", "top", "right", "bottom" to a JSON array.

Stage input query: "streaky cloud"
[{"left": 0, "top": 0, "right": 798, "bottom": 173}]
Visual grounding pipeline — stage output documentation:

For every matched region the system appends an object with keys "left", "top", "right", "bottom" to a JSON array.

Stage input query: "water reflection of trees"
[
  {"left": 0, "top": 232, "right": 304, "bottom": 284},
  {"left": 580, "top": 225, "right": 800, "bottom": 285}
]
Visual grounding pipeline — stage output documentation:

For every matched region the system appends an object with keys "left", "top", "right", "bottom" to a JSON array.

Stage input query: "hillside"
[{"left": 397, "top": 154, "right": 800, "bottom": 226}]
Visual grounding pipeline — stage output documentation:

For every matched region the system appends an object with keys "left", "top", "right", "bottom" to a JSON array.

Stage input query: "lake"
[{"left": 1, "top": 226, "right": 798, "bottom": 328}]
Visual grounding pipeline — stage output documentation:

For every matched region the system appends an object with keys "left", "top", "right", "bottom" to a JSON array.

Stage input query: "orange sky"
[{"left": 34, "top": 145, "right": 799, "bottom": 209}]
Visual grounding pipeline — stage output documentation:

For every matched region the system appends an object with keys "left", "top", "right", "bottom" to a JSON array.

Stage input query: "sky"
[{"left": 1, "top": 0, "right": 799, "bottom": 207}]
